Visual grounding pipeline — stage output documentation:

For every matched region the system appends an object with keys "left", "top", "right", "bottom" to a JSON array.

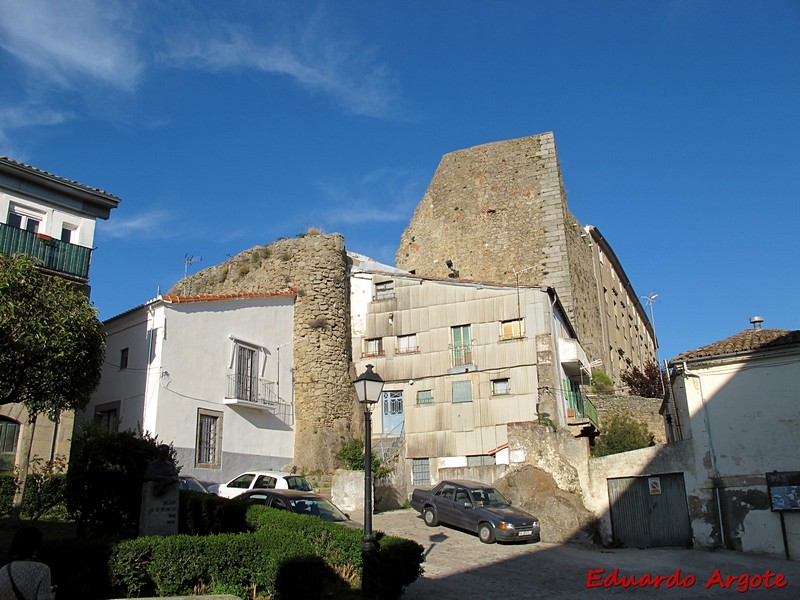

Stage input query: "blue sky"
[{"left": 1, "top": 1, "right": 798, "bottom": 363}]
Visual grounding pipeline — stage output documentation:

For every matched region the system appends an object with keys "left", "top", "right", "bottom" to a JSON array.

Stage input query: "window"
[
  {"left": 235, "top": 343, "right": 259, "bottom": 401},
  {"left": 147, "top": 328, "right": 159, "bottom": 364},
  {"left": 254, "top": 475, "right": 277, "bottom": 489},
  {"left": 196, "top": 409, "right": 222, "bottom": 468},
  {"left": 0, "top": 418, "right": 20, "bottom": 471},
  {"left": 491, "top": 378, "right": 511, "bottom": 396},
  {"left": 451, "top": 324, "right": 472, "bottom": 366},
  {"left": 228, "top": 474, "right": 254, "bottom": 489},
  {"left": 374, "top": 280, "right": 395, "bottom": 300},
  {"left": 452, "top": 380, "right": 473, "bottom": 403},
  {"left": 436, "top": 484, "right": 456, "bottom": 500},
  {"left": 119, "top": 348, "right": 129, "bottom": 370},
  {"left": 364, "top": 338, "right": 384, "bottom": 357},
  {"left": 416, "top": 389, "right": 433, "bottom": 405},
  {"left": 412, "top": 458, "right": 430, "bottom": 485},
  {"left": 383, "top": 391, "right": 403, "bottom": 416},
  {"left": 6, "top": 205, "right": 42, "bottom": 233},
  {"left": 397, "top": 334, "right": 418, "bottom": 354},
  {"left": 94, "top": 401, "right": 120, "bottom": 432},
  {"left": 500, "top": 319, "right": 524, "bottom": 340},
  {"left": 60, "top": 226, "right": 75, "bottom": 243}
]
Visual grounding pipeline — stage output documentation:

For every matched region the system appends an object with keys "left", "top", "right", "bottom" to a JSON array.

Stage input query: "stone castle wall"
[
  {"left": 395, "top": 132, "right": 606, "bottom": 369},
  {"left": 588, "top": 393, "right": 666, "bottom": 444},
  {"left": 172, "top": 233, "right": 357, "bottom": 473}
]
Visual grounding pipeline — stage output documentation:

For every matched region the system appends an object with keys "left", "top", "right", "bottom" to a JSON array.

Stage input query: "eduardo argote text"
[{"left": 586, "top": 568, "right": 788, "bottom": 593}]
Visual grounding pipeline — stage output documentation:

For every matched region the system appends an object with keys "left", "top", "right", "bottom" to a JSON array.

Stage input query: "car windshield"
[
  {"left": 285, "top": 476, "right": 313, "bottom": 491},
  {"left": 289, "top": 498, "right": 348, "bottom": 521},
  {"left": 470, "top": 487, "right": 510, "bottom": 507}
]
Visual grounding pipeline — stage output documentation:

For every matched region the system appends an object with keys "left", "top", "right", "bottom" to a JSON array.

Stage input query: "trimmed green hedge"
[
  {"left": 179, "top": 490, "right": 250, "bottom": 535},
  {"left": 109, "top": 505, "right": 424, "bottom": 599}
]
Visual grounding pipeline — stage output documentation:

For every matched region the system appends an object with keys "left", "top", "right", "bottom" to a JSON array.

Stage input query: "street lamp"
[{"left": 353, "top": 364, "right": 384, "bottom": 556}]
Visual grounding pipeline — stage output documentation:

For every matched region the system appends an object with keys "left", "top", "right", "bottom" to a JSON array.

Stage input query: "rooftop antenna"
[
  {"left": 183, "top": 253, "right": 202, "bottom": 295},
  {"left": 641, "top": 291, "right": 666, "bottom": 398}
]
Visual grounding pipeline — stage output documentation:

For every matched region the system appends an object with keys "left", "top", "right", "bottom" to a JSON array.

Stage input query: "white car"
[{"left": 208, "top": 471, "right": 314, "bottom": 499}]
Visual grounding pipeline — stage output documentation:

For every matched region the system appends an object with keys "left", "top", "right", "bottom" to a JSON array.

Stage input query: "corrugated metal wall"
[{"left": 607, "top": 472, "right": 692, "bottom": 547}]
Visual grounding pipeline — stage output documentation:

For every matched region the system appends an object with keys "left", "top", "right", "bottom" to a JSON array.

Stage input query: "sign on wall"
[{"left": 766, "top": 470, "right": 800, "bottom": 512}]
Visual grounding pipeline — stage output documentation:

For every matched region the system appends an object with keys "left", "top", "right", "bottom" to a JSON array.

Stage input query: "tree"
[
  {"left": 620, "top": 361, "right": 668, "bottom": 399},
  {"left": 0, "top": 253, "right": 105, "bottom": 524},
  {"left": 592, "top": 413, "right": 655, "bottom": 457}
]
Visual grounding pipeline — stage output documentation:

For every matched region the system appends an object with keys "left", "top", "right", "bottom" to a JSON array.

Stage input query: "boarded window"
[
  {"left": 374, "top": 281, "right": 394, "bottom": 300},
  {"left": 500, "top": 319, "right": 523, "bottom": 339},
  {"left": 452, "top": 380, "right": 473, "bottom": 403}
]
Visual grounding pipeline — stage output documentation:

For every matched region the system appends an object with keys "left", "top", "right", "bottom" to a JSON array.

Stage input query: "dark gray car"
[{"left": 411, "top": 479, "right": 540, "bottom": 543}]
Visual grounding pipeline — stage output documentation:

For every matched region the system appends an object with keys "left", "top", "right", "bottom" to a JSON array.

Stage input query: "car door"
[
  {"left": 253, "top": 475, "right": 277, "bottom": 490},
  {"left": 431, "top": 484, "right": 458, "bottom": 526},
  {"left": 453, "top": 487, "right": 476, "bottom": 530},
  {"left": 220, "top": 473, "right": 255, "bottom": 498}
]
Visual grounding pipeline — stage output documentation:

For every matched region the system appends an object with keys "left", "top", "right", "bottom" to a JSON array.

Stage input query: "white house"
[
  {"left": 80, "top": 291, "right": 296, "bottom": 486},
  {"left": 350, "top": 265, "right": 596, "bottom": 487},
  {"left": 665, "top": 322, "right": 800, "bottom": 558},
  {"left": 1, "top": 156, "right": 120, "bottom": 471}
]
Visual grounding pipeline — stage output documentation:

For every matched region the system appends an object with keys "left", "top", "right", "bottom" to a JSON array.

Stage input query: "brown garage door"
[{"left": 607, "top": 472, "right": 692, "bottom": 548}]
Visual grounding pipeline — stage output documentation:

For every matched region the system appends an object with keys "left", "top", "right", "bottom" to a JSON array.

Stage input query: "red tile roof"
[
  {"left": 161, "top": 289, "right": 296, "bottom": 304},
  {"left": 671, "top": 328, "right": 800, "bottom": 363}
]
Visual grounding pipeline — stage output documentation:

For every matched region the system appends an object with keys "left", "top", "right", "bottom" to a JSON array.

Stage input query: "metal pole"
[{"left": 362, "top": 407, "right": 376, "bottom": 553}]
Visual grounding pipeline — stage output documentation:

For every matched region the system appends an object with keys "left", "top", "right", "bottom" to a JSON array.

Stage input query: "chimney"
[{"left": 749, "top": 315, "right": 764, "bottom": 330}]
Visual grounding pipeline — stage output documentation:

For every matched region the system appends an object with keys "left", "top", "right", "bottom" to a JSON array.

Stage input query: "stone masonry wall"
[
  {"left": 395, "top": 132, "right": 606, "bottom": 371},
  {"left": 588, "top": 393, "right": 666, "bottom": 444},
  {"left": 171, "top": 233, "right": 357, "bottom": 473}
]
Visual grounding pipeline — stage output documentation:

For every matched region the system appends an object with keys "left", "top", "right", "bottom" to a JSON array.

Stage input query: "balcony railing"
[
  {"left": 0, "top": 223, "right": 92, "bottom": 280},
  {"left": 451, "top": 342, "right": 474, "bottom": 367},
  {"left": 566, "top": 389, "right": 599, "bottom": 427},
  {"left": 226, "top": 373, "right": 278, "bottom": 407}
]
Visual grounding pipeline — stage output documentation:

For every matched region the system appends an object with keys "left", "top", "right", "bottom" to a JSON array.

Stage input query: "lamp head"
[{"left": 353, "top": 364, "right": 385, "bottom": 405}]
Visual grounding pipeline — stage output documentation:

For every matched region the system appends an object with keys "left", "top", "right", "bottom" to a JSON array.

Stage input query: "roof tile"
[{"left": 671, "top": 328, "right": 800, "bottom": 362}]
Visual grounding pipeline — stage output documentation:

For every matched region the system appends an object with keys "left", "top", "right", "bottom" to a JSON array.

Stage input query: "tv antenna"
[{"left": 183, "top": 253, "right": 202, "bottom": 295}]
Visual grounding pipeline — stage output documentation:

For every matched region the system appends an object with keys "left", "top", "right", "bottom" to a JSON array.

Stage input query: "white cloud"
[
  {"left": 97, "top": 210, "right": 173, "bottom": 240},
  {"left": 0, "top": 0, "right": 143, "bottom": 91},
  {"left": 318, "top": 168, "right": 423, "bottom": 225},
  {"left": 0, "top": 103, "right": 68, "bottom": 152},
  {"left": 161, "top": 9, "right": 398, "bottom": 118}
]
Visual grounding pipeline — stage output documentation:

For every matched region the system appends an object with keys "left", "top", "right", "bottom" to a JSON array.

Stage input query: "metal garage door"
[{"left": 607, "top": 472, "right": 692, "bottom": 548}]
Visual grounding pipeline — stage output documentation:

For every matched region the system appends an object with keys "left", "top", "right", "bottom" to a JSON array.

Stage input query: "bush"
[
  {"left": 108, "top": 505, "right": 424, "bottom": 600},
  {"left": 593, "top": 413, "right": 655, "bottom": 457},
  {"left": 621, "top": 361, "right": 668, "bottom": 398},
  {"left": 590, "top": 369, "right": 614, "bottom": 394},
  {"left": 0, "top": 472, "right": 68, "bottom": 521},
  {"left": 179, "top": 490, "right": 249, "bottom": 535},
  {"left": 336, "top": 438, "right": 393, "bottom": 480},
  {"left": 66, "top": 426, "right": 176, "bottom": 538}
]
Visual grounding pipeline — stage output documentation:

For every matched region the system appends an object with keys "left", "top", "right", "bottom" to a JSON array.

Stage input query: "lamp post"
[{"left": 353, "top": 364, "right": 384, "bottom": 557}]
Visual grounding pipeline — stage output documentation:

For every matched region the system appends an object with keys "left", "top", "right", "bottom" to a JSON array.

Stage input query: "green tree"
[
  {"left": 0, "top": 253, "right": 105, "bottom": 524},
  {"left": 592, "top": 413, "right": 655, "bottom": 457},
  {"left": 621, "top": 361, "right": 668, "bottom": 399}
]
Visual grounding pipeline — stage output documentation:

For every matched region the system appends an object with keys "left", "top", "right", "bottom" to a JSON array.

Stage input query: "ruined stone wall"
[
  {"left": 171, "top": 233, "right": 357, "bottom": 473},
  {"left": 588, "top": 393, "right": 666, "bottom": 444},
  {"left": 395, "top": 132, "right": 609, "bottom": 374}
]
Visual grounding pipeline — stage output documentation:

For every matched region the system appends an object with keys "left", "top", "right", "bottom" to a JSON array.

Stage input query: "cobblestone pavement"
[{"left": 370, "top": 509, "right": 800, "bottom": 599}]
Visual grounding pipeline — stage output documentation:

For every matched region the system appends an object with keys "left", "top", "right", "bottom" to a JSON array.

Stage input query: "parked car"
[
  {"left": 178, "top": 475, "right": 210, "bottom": 494},
  {"left": 410, "top": 479, "right": 540, "bottom": 543},
  {"left": 208, "top": 471, "right": 314, "bottom": 499},
  {"left": 237, "top": 489, "right": 358, "bottom": 528}
]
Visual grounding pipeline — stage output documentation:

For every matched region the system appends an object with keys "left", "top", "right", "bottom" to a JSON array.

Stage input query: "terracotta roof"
[
  {"left": 0, "top": 155, "right": 121, "bottom": 202},
  {"left": 160, "top": 289, "right": 297, "bottom": 304},
  {"left": 671, "top": 328, "right": 800, "bottom": 363}
]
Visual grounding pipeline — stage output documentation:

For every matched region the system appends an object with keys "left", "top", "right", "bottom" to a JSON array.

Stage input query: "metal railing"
[
  {"left": 566, "top": 389, "right": 599, "bottom": 427},
  {"left": 0, "top": 223, "right": 92, "bottom": 280},
  {"left": 450, "top": 341, "right": 474, "bottom": 367},
  {"left": 375, "top": 421, "right": 405, "bottom": 462},
  {"left": 226, "top": 373, "right": 278, "bottom": 407}
]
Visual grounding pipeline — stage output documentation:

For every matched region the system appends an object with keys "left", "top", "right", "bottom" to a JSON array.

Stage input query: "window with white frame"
[
  {"left": 452, "top": 380, "right": 472, "bottom": 403},
  {"left": 416, "top": 389, "right": 433, "bottom": 405},
  {"left": 500, "top": 319, "right": 524, "bottom": 340},
  {"left": 491, "top": 378, "right": 511, "bottom": 396},
  {"left": 6, "top": 205, "right": 43, "bottom": 233},
  {"left": 364, "top": 337, "right": 384, "bottom": 357},
  {"left": 374, "top": 280, "right": 394, "bottom": 300},
  {"left": 397, "top": 333, "right": 418, "bottom": 354},
  {"left": 196, "top": 409, "right": 222, "bottom": 468}
]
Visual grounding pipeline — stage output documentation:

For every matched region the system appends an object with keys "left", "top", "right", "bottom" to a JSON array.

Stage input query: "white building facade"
[{"left": 81, "top": 292, "right": 296, "bottom": 486}]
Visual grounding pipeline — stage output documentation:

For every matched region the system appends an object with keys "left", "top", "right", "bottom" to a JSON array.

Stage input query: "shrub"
[
  {"left": 621, "top": 361, "right": 668, "bottom": 398},
  {"left": 592, "top": 413, "right": 656, "bottom": 457},
  {"left": 0, "top": 471, "right": 68, "bottom": 521},
  {"left": 590, "top": 368, "right": 614, "bottom": 394},
  {"left": 335, "top": 439, "right": 393, "bottom": 480},
  {"left": 179, "top": 490, "right": 249, "bottom": 535},
  {"left": 66, "top": 427, "right": 176, "bottom": 538}
]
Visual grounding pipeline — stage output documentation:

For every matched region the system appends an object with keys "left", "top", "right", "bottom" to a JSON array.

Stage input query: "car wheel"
[
  {"left": 478, "top": 523, "right": 495, "bottom": 544},
  {"left": 423, "top": 506, "right": 439, "bottom": 527}
]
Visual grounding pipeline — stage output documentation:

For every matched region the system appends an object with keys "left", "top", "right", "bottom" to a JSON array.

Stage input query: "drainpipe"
[{"left": 682, "top": 362, "right": 725, "bottom": 547}]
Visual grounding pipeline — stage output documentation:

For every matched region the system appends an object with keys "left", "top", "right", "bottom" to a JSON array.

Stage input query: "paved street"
[{"left": 370, "top": 509, "right": 800, "bottom": 599}]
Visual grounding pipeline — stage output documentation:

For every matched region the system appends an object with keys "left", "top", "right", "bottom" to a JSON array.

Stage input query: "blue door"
[{"left": 381, "top": 391, "right": 404, "bottom": 435}]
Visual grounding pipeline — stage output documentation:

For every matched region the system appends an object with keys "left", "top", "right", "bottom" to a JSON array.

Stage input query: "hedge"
[
  {"left": 109, "top": 504, "right": 424, "bottom": 599},
  {"left": 0, "top": 473, "right": 68, "bottom": 520}
]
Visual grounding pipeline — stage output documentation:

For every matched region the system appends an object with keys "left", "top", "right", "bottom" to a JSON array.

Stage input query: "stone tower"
[{"left": 396, "top": 132, "right": 605, "bottom": 366}]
